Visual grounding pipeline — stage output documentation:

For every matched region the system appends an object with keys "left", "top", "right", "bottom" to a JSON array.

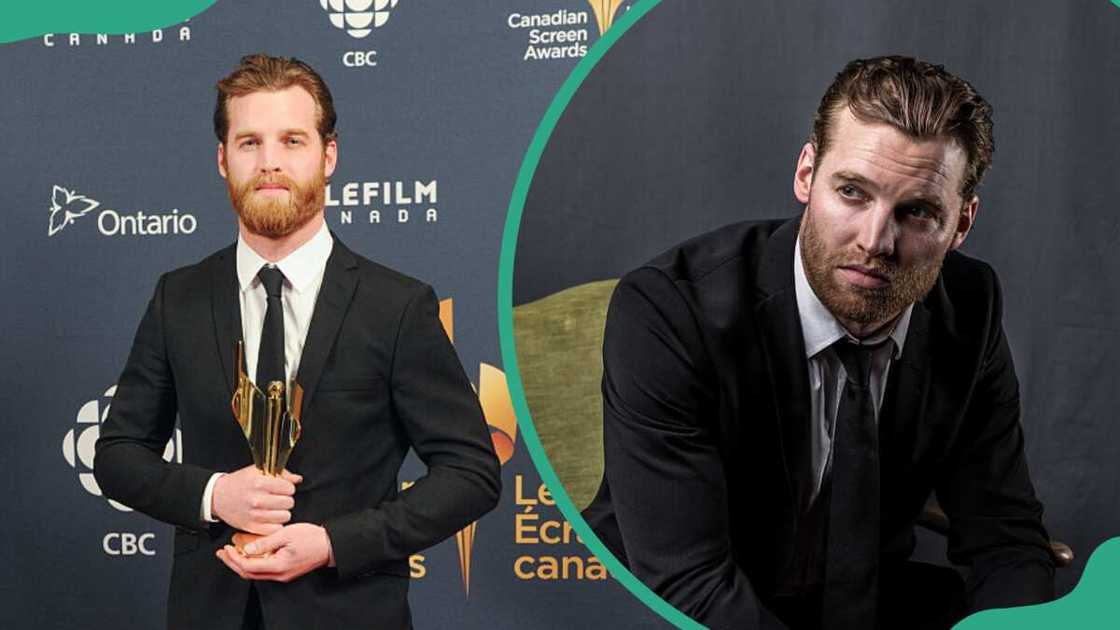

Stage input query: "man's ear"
[
  {"left": 217, "top": 142, "right": 227, "bottom": 179},
  {"left": 323, "top": 139, "right": 338, "bottom": 179},
  {"left": 950, "top": 195, "right": 980, "bottom": 250},
  {"left": 794, "top": 142, "right": 815, "bottom": 204}
]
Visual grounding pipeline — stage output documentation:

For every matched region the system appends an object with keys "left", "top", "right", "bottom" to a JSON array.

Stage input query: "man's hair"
[
  {"left": 213, "top": 53, "right": 338, "bottom": 145},
  {"left": 810, "top": 55, "right": 994, "bottom": 200}
]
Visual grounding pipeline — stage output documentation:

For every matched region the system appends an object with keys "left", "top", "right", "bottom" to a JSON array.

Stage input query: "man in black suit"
[
  {"left": 584, "top": 56, "right": 1054, "bottom": 629},
  {"left": 93, "top": 54, "right": 501, "bottom": 629}
]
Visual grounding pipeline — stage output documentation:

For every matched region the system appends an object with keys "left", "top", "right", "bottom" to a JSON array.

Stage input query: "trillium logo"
[
  {"left": 45, "top": 184, "right": 198, "bottom": 237},
  {"left": 61, "top": 385, "right": 183, "bottom": 512},
  {"left": 48, "top": 185, "right": 99, "bottom": 236},
  {"left": 320, "top": 0, "right": 400, "bottom": 38}
]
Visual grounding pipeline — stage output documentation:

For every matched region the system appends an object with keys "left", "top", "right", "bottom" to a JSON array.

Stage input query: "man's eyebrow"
[
  {"left": 231, "top": 129, "right": 311, "bottom": 140},
  {"left": 830, "top": 171, "right": 877, "bottom": 190},
  {"left": 831, "top": 171, "right": 949, "bottom": 210},
  {"left": 902, "top": 192, "right": 948, "bottom": 212}
]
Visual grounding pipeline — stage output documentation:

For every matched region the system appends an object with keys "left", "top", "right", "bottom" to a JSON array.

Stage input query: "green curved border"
[
  {"left": 955, "top": 537, "right": 1120, "bottom": 629},
  {"left": 496, "top": 1, "right": 704, "bottom": 628},
  {"left": 2, "top": 1, "right": 216, "bottom": 44}
]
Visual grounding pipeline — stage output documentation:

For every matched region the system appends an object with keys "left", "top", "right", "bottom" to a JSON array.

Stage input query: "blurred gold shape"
[
  {"left": 588, "top": 0, "right": 625, "bottom": 35},
  {"left": 439, "top": 298, "right": 519, "bottom": 596}
]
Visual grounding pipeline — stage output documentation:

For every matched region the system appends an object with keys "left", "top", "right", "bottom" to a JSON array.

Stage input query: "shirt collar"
[
  {"left": 236, "top": 221, "right": 334, "bottom": 294},
  {"left": 793, "top": 236, "right": 912, "bottom": 360}
]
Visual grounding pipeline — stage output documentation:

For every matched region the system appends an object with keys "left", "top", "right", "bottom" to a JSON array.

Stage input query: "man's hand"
[
  {"left": 212, "top": 465, "right": 302, "bottom": 535},
  {"left": 216, "top": 523, "right": 334, "bottom": 583}
]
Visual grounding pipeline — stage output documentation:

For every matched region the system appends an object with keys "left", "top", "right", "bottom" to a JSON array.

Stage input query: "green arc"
[
  {"left": 2, "top": 1, "right": 216, "bottom": 45},
  {"left": 955, "top": 537, "right": 1120, "bottom": 629},
  {"left": 496, "top": 1, "right": 704, "bottom": 628}
]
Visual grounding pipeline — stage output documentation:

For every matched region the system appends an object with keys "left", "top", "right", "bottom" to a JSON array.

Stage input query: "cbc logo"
[
  {"left": 343, "top": 50, "right": 378, "bottom": 67},
  {"left": 103, "top": 532, "right": 156, "bottom": 556},
  {"left": 320, "top": 0, "right": 400, "bottom": 38},
  {"left": 61, "top": 385, "right": 182, "bottom": 512}
]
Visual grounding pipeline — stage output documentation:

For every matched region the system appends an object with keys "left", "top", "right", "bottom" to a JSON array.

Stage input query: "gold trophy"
[{"left": 229, "top": 340, "right": 304, "bottom": 556}]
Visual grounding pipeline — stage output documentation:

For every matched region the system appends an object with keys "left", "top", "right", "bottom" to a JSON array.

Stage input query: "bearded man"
[
  {"left": 584, "top": 56, "right": 1055, "bottom": 630},
  {"left": 93, "top": 54, "right": 501, "bottom": 630}
]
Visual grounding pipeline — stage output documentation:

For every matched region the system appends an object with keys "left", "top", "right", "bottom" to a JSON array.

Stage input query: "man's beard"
[
  {"left": 799, "top": 204, "right": 947, "bottom": 326},
  {"left": 227, "top": 163, "right": 325, "bottom": 238}
]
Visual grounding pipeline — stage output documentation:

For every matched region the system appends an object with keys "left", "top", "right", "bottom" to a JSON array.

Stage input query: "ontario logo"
[
  {"left": 47, "top": 185, "right": 198, "bottom": 238},
  {"left": 439, "top": 298, "right": 518, "bottom": 595},
  {"left": 61, "top": 385, "right": 183, "bottom": 512},
  {"left": 507, "top": 0, "right": 628, "bottom": 61}
]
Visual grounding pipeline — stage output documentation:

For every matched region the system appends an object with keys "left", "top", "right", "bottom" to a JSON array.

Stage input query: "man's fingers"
[
  {"left": 232, "top": 551, "right": 288, "bottom": 574},
  {"left": 250, "top": 493, "right": 294, "bottom": 510},
  {"left": 247, "top": 493, "right": 294, "bottom": 510},
  {"left": 216, "top": 548, "right": 250, "bottom": 579},
  {"left": 255, "top": 476, "right": 297, "bottom": 496},
  {"left": 217, "top": 546, "right": 291, "bottom": 581},
  {"left": 280, "top": 469, "right": 303, "bottom": 484},
  {"left": 243, "top": 530, "right": 287, "bottom": 557},
  {"left": 274, "top": 495, "right": 296, "bottom": 510},
  {"left": 248, "top": 508, "right": 291, "bottom": 524},
  {"left": 244, "top": 521, "right": 285, "bottom": 536}
]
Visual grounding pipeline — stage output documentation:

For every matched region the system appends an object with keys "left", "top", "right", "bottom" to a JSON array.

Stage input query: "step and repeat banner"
[{"left": 0, "top": 1, "right": 665, "bottom": 628}]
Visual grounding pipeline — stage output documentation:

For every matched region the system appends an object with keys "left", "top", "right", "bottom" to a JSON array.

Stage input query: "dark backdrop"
[{"left": 514, "top": 0, "right": 1120, "bottom": 599}]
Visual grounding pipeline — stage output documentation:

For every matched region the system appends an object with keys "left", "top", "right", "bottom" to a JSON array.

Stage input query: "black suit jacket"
[
  {"left": 94, "top": 236, "right": 501, "bottom": 630},
  {"left": 584, "top": 218, "right": 1053, "bottom": 629}
]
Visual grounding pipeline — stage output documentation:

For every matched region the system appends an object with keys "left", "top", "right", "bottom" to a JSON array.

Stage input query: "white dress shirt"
[
  {"left": 793, "top": 238, "right": 913, "bottom": 504},
  {"left": 201, "top": 222, "right": 334, "bottom": 522}
]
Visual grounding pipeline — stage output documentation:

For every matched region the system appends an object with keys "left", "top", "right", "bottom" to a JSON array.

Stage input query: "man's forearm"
[
  {"left": 94, "top": 439, "right": 215, "bottom": 529},
  {"left": 966, "top": 545, "right": 1054, "bottom": 612},
  {"left": 323, "top": 460, "right": 500, "bottom": 580}
]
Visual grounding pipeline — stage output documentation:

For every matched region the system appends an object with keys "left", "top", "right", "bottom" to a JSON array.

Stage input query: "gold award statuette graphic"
[
  {"left": 439, "top": 298, "right": 518, "bottom": 596},
  {"left": 230, "top": 340, "right": 304, "bottom": 556},
  {"left": 588, "top": 0, "right": 625, "bottom": 35}
]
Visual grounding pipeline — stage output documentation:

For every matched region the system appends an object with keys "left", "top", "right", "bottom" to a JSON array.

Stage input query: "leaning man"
[
  {"left": 94, "top": 54, "right": 501, "bottom": 630},
  {"left": 585, "top": 56, "right": 1055, "bottom": 630}
]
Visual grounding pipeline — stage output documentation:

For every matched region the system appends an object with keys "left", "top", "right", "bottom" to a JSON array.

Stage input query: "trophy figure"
[{"left": 229, "top": 340, "right": 304, "bottom": 556}]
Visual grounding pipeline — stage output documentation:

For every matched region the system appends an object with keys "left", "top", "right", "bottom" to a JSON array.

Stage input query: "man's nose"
[
  {"left": 856, "top": 203, "right": 897, "bottom": 258},
  {"left": 257, "top": 141, "right": 282, "bottom": 173}
]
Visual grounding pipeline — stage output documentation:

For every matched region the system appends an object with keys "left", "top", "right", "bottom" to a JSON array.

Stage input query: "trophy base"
[{"left": 231, "top": 532, "right": 270, "bottom": 558}]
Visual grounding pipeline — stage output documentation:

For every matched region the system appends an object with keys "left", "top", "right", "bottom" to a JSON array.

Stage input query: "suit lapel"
[
  {"left": 880, "top": 302, "right": 932, "bottom": 462},
  {"left": 211, "top": 244, "right": 242, "bottom": 397},
  {"left": 753, "top": 218, "right": 814, "bottom": 514},
  {"left": 881, "top": 275, "right": 967, "bottom": 469},
  {"left": 294, "top": 235, "right": 359, "bottom": 419}
]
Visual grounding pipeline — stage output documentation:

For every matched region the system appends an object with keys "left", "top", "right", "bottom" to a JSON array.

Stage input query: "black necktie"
[
  {"left": 256, "top": 266, "right": 286, "bottom": 389},
  {"left": 822, "top": 340, "right": 882, "bottom": 629}
]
